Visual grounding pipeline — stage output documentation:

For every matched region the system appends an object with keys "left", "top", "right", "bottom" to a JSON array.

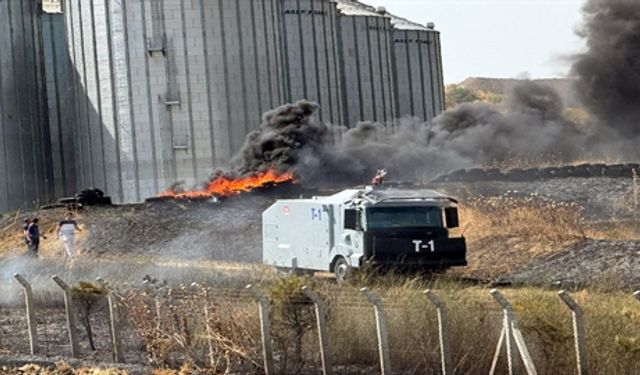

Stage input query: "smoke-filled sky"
[
  {"left": 170, "top": 0, "right": 639, "bottom": 193},
  {"left": 224, "top": 0, "right": 640, "bottom": 186},
  {"left": 379, "top": 0, "right": 585, "bottom": 83}
]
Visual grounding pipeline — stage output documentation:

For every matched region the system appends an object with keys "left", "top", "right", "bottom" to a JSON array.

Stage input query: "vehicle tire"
[{"left": 333, "top": 257, "right": 351, "bottom": 283}]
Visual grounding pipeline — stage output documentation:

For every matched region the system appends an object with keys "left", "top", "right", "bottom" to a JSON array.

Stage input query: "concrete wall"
[
  {"left": 392, "top": 28, "right": 445, "bottom": 121},
  {"left": 51, "top": 0, "right": 282, "bottom": 202},
  {"left": 42, "top": 13, "right": 77, "bottom": 200},
  {"left": 0, "top": 0, "right": 54, "bottom": 212},
  {"left": 338, "top": 12, "right": 395, "bottom": 127},
  {"left": 278, "top": 0, "right": 342, "bottom": 124}
]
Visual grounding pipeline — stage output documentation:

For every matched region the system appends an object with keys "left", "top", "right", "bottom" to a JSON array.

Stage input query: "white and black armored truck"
[{"left": 262, "top": 187, "right": 466, "bottom": 280}]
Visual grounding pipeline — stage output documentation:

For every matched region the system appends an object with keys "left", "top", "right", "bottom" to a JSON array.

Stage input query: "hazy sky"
[{"left": 378, "top": 0, "right": 586, "bottom": 84}]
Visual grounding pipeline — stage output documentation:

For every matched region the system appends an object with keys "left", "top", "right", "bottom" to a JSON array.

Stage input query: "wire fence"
[{"left": 1, "top": 274, "right": 640, "bottom": 374}]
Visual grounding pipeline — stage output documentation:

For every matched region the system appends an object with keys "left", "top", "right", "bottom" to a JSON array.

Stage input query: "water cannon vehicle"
[{"left": 262, "top": 186, "right": 466, "bottom": 280}]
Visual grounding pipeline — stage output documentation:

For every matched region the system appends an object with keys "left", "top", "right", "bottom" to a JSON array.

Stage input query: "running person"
[{"left": 57, "top": 212, "right": 81, "bottom": 258}]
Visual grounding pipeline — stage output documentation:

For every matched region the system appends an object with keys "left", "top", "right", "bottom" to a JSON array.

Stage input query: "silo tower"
[{"left": 0, "top": 0, "right": 54, "bottom": 212}]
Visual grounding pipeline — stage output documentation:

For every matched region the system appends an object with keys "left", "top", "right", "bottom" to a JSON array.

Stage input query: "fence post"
[
  {"left": 489, "top": 326, "right": 506, "bottom": 375},
  {"left": 52, "top": 275, "right": 79, "bottom": 357},
  {"left": 490, "top": 289, "right": 538, "bottom": 375},
  {"left": 424, "top": 289, "right": 451, "bottom": 375},
  {"left": 361, "top": 287, "right": 392, "bottom": 375},
  {"left": 14, "top": 274, "right": 38, "bottom": 355},
  {"left": 558, "top": 291, "right": 588, "bottom": 375},
  {"left": 97, "top": 278, "right": 124, "bottom": 363},
  {"left": 192, "top": 282, "right": 215, "bottom": 368},
  {"left": 302, "top": 286, "right": 332, "bottom": 375},
  {"left": 142, "top": 279, "right": 164, "bottom": 331},
  {"left": 246, "top": 284, "right": 275, "bottom": 375}
]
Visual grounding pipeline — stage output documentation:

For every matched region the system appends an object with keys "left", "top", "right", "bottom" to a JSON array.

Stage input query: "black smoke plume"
[
  {"left": 338, "top": 81, "right": 589, "bottom": 181},
  {"left": 572, "top": 0, "right": 640, "bottom": 138},
  {"left": 172, "top": 0, "right": 640, "bottom": 191},
  {"left": 231, "top": 101, "right": 327, "bottom": 174},
  {"left": 230, "top": 100, "right": 366, "bottom": 184},
  {"left": 231, "top": 82, "right": 588, "bottom": 184}
]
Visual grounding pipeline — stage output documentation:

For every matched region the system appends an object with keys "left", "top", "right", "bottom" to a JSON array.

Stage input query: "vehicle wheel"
[{"left": 333, "top": 257, "right": 351, "bottom": 283}]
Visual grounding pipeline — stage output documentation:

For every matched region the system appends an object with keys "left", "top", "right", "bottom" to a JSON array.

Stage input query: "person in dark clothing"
[
  {"left": 26, "top": 218, "right": 45, "bottom": 257},
  {"left": 22, "top": 219, "right": 31, "bottom": 251}
]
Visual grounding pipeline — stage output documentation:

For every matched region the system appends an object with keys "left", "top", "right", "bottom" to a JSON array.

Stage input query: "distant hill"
[{"left": 458, "top": 77, "right": 581, "bottom": 107}]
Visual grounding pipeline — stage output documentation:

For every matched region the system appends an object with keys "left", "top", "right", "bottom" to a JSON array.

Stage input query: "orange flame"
[{"left": 159, "top": 169, "right": 295, "bottom": 199}]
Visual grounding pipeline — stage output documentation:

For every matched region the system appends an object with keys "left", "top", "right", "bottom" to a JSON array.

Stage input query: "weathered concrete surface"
[{"left": 0, "top": 0, "right": 55, "bottom": 212}]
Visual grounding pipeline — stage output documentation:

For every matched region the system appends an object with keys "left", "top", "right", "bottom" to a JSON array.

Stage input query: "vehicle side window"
[
  {"left": 344, "top": 209, "right": 361, "bottom": 230},
  {"left": 445, "top": 207, "right": 460, "bottom": 228}
]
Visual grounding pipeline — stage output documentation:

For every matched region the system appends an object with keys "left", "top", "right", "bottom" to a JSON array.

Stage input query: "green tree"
[{"left": 445, "top": 85, "right": 480, "bottom": 109}]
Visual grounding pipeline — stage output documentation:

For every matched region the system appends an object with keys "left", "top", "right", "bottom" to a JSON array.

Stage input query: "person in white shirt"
[{"left": 57, "top": 212, "right": 81, "bottom": 258}]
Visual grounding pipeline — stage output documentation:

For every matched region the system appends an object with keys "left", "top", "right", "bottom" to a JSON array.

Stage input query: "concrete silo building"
[
  {"left": 335, "top": 2, "right": 396, "bottom": 127},
  {"left": 387, "top": 11, "right": 446, "bottom": 120},
  {"left": 277, "top": 0, "right": 342, "bottom": 124},
  {"left": 48, "top": 0, "right": 282, "bottom": 202},
  {"left": 0, "top": 0, "right": 55, "bottom": 212},
  {"left": 0, "top": 0, "right": 446, "bottom": 210}
]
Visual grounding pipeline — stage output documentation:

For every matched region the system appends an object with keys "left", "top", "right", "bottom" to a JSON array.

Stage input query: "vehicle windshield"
[{"left": 366, "top": 206, "right": 443, "bottom": 229}]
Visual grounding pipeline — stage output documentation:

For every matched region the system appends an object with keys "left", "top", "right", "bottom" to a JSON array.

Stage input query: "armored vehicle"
[{"left": 262, "top": 187, "right": 466, "bottom": 280}]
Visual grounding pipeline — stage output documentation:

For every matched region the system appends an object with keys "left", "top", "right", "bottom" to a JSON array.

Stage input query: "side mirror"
[
  {"left": 445, "top": 207, "right": 459, "bottom": 228},
  {"left": 344, "top": 209, "right": 362, "bottom": 230}
]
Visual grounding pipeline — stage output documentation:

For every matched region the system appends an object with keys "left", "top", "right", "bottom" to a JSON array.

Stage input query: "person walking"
[
  {"left": 57, "top": 212, "right": 81, "bottom": 258},
  {"left": 26, "top": 218, "right": 44, "bottom": 257}
]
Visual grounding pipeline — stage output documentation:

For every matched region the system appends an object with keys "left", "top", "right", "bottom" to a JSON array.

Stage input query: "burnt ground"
[
  {"left": 0, "top": 306, "right": 146, "bottom": 363},
  {"left": 0, "top": 175, "right": 638, "bottom": 372},
  {"left": 432, "top": 176, "right": 638, "bottom": 221},
  {"left": 0, "top": 176, "right": 638, "bottom": 289},
  {"left": 503, "top": 239, "right": 640, "bottom": 288}
]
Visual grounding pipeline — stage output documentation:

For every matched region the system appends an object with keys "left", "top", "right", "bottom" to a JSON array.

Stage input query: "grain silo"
[
  {"left": 335, "top": 2, "right": 395, "bottom": 127},
  {"left": 277, "top": 0, "right": 343, "bottom": 124},
  {"left": 42, "top": 11, "right": 77, "bottom": 201},
  {"left": 37, "top": 0, "right": 447, "bottom": 204},
  {"left": 0, "top": 0, "right": 54, "bottom": 212},
  {"left": 54, "top": 0, "right": 282, "bottom": 202},
  {"left": 388, "top": 13, "right": 445, "bottom": 121}
]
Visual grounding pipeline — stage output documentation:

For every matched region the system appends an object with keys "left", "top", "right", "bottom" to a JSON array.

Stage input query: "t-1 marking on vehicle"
[
  {"left": 413, "top": 239, "right": 435, "bottom": 253},
  {"left": 311, "top": 207, "right": 322, "bottom": 221}
]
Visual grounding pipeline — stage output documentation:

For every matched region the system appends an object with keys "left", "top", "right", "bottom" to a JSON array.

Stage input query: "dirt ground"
[
  {"left": 0, "top": 176, "right": 639, "bottom": 373},
  {"left": 0, "top": 176, "right": 638, "bottom": 288}
]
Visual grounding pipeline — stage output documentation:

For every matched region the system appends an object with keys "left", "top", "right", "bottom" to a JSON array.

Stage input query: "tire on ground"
[
  {"left": 446, "top": 169, "right": 468, "bottom": 182},
  {"left": 602, "top": 164, "right": 626, "bottom": 178},
  {"left": 555, "top": 166, "right": 573, "bottom": 178},
  {"left": 572, "top": 164, "right": 592, "bottom": 178},
  {"left": 463, "top": 168, "right": 489, "bottom": 181},
  {"left": 538, "top": 167, "right": 560, "bottom": 179},
  {"left": 627, "top": 163, "right": 640, "bottom": 174},
  {"left": 589, "top": 164, "right": 607, "bottom": 177},
  {"left": 485, "top": 168, "right": 505, "bottom": 181}
]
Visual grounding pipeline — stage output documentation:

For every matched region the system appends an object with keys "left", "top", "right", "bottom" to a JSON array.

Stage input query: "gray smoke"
[
  {"left": 572, "top": 0, "right": 640, "bottom": 138},
  {"left": 335, "top": 81, "right": 588, "bottom": 181},
  {"left": 231, "top": 82, "right": 592, "bottom": 184}
]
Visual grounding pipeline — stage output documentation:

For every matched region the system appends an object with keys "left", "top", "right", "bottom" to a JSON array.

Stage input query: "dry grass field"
[
  {"left": 86, "top": 275, "right": 639, "bottom": 374},
  {"left": 0, "top": 176, "right": 639, "bottom": 373}
]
